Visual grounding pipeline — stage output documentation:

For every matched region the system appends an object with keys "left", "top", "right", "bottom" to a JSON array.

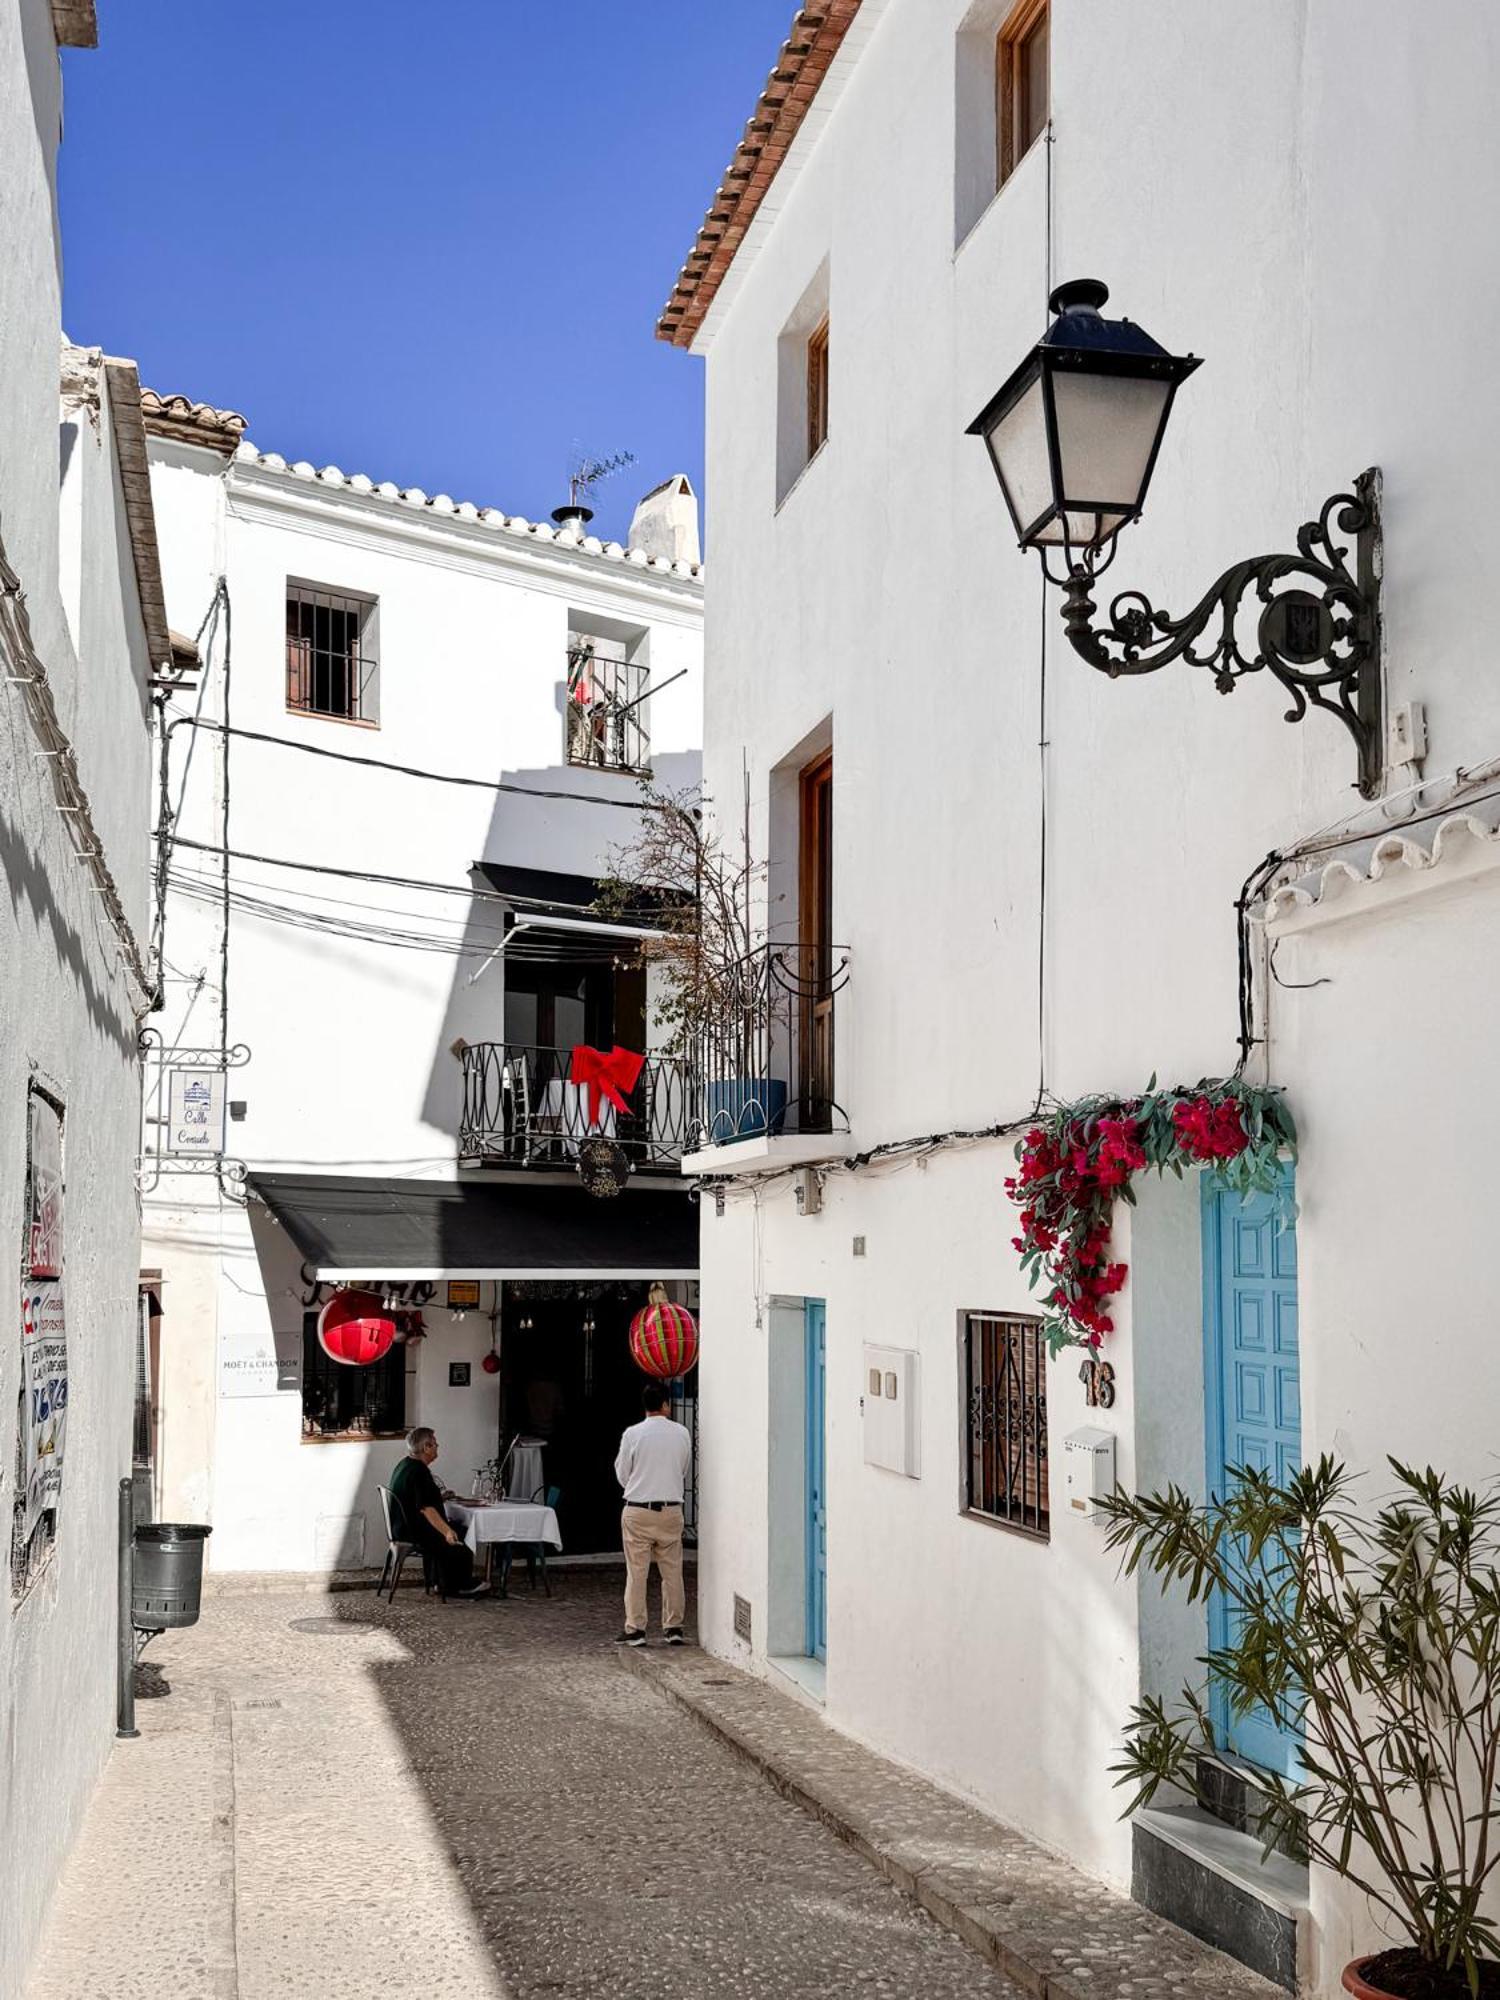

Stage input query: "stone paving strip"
[
  {"left": 623, "top": 1645, "right": 1283, "bottom": 2000},
  {"left": 23, "top": 1573, "right": 1023, "bottom": 1999}
]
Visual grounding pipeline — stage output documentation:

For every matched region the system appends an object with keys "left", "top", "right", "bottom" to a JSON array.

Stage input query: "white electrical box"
[
  {"left": 1064, "top": 1426, "right": 1116, "bottom": 1519},
  {"left": 861, "top": 1344, "right": 920, "bottom": 1478}
]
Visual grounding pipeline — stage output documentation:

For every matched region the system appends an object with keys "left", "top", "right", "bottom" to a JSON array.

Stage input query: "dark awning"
[
  {"left": 247, "top": 1173, "right": 698, "bottom": 1280},
  {"left": 473, "top": 861, "right": 601, "bottom": 911}
]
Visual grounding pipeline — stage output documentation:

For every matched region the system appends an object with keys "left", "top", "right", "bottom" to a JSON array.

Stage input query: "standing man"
[
  {"left": 614, "top": 1382, "right": 692, "bottom": 1646},
  {"left": 387, "top": 1428, "right": 488, "bottom": 1600}
]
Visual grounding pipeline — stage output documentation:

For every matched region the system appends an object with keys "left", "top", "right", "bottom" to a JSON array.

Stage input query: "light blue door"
[
  {"left": 805, "top": 1300, "right": 827, "bottom": 1662},
  {"left": 1202, "top": 1169, "right": 1301, "bottom": 1776}
]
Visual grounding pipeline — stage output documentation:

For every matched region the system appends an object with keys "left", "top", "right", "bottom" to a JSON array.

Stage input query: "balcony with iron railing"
[
  {"left": 566, "top": 644, "right": 649, "bottom": 774},
  {"left": 459, "top": 1042, "right": 692, "bottom": 1171},
  {"left": 690, "top": 942, "right": 851, "bottom": 1152}
]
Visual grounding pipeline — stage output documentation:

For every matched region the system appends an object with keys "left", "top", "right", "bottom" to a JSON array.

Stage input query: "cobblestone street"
[{"left": 24, "top": 1572, "right": 1021, "bottom": 2000}]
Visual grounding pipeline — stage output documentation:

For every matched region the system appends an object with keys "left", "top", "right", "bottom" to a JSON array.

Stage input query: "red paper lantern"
[
  {"left": 317, "top": 1289, "right": 397, "bottom": 1368},
  {"left": 481, "top": 1349, "right": 500, "bottom": 1375},
  {"left": 628, "top": 1296, "right": 698, "bottom": 1380}
]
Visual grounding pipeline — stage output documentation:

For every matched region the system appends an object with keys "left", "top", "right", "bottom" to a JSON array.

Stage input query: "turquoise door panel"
[
  {"left": 805, "top": 1300, "right": 827, "bottom": 1662},
  {"left": 1202, "top": 1169, "right": 1301, "bottom": 1776}
]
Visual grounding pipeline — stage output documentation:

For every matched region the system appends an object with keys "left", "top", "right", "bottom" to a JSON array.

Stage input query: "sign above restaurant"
[{"left": 446, "top": 1281, "right": 481, "bottom": 1309}]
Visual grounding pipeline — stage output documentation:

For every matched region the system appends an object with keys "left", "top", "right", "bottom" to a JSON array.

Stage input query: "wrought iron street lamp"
[{"left": 969, "top": 279, "right": 1383, "bottom": 797}]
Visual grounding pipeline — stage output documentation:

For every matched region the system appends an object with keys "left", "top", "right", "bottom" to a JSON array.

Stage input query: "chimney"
[
  {"left": 550, "top": 502, "right": 593, "bottom": 538},
  {"left": 627, "top": 474, "right": 700, "bottom": 567}
]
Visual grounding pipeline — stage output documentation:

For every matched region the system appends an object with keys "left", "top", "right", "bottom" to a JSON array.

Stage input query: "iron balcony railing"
[
  {"left": 459, "top": 1043, "right": 692, "bottom": 1171},
  {"left": 692, "top": 943, "right": 851, "bottom": 1148},
  {"left": 566, "top": 644, "right": 649, "bottom": 773}
]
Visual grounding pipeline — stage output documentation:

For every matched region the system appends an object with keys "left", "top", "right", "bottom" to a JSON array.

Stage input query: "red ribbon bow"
[{"left": 571, "top": 1044, "right": 644, "bottom": 1129}]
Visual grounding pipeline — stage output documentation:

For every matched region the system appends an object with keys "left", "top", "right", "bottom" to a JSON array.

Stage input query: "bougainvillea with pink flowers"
[{"left": 1006, "top": 1079, "right": 1296, "bottom": 1355}]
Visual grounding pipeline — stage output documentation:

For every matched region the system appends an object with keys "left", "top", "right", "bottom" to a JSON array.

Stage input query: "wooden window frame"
[
  {"left": 996, "top": 0, "right": 1049, "bottom": 191},
  {"left": 958, "top": 1309, "right": 1050, "bottom": 1539},
  {"left": 806, "top": 316, "right": 830, "bottom": 462},
  {"left": 798, "top": 750, "right": 834, "bottom": 1129}
]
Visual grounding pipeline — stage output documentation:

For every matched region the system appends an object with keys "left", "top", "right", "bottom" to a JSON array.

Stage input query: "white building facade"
[
  {"left": 1, "top": 2, "right": 174, "bottom": 1988},
  {"left": 662, "top": 3, "right": 1500, "bottom": 1995},
  {"left": 142, "top": 404, "right": 704, "bottom": 1575}
]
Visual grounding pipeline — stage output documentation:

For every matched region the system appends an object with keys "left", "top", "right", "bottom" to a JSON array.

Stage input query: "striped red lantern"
[
  {"left": 317, "top": 1288, "right": 397, "bottom": 1368},
  {"left": 628, "top": 1293, "right": 699, "bottom": 1380}
]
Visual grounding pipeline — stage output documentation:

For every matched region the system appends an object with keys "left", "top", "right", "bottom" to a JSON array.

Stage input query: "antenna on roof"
[{"left": 553, "top": 447, "right": 637, "bottom": 532}]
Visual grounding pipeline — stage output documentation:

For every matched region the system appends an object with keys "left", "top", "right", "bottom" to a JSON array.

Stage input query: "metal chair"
[
  {"left": 499, "top": 1485, "right": 560, "bottom": 1599},
  {"left": 376, "top": 1483, "right": 439, "bottom": 1602}
]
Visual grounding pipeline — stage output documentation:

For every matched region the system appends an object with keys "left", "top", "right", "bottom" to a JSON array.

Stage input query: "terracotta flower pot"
[{"left": 1343, "top": 1960, "right": 1392, "bottom": 2000}]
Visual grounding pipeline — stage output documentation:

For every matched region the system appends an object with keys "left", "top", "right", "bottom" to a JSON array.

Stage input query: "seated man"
[{"left": 387, "top": 1427, "right": 487, "bottom": 1599}]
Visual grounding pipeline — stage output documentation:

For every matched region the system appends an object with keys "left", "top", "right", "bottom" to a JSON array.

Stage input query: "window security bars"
[
  {"left": 459, "top": 1043, "right": 692, "bottom": 1170},
  {"left": 300, "top": 1311, "right": 407, "bottom": 1440},
  {"left": 286, "top": 584, "right": 376, "bottom": 722},
  {"left": 567, "top": 642, "right": 649, "bottom": 773},
  {"left": 962, "top": 1312, "right": 1049, "bottom": 1537},
  {"left": 692, "top": 943, "right": 850, "bottom": 1147}
]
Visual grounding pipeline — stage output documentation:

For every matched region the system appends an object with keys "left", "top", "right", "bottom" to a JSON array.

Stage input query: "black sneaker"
[
  {"left": 664, "top": 1628, "right": 686, "bottom": 1646},
  {"left": 615, "top": 1628, "right": 647, "bottom": 1647}
]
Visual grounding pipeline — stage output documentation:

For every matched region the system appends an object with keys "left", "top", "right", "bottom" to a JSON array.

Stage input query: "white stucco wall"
[
  {"left": 0, "top": 7, "right": 156, "bottom": 1991},
  {"left": 686, "top": 0, "right": 1500, "bottom": 1983},
  {"left": 142, "top": 437, "right": 703, "bottom": 1568}
]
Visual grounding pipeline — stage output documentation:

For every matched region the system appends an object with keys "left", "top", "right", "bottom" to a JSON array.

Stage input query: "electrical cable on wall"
[{"left": 0, "top": 527, "right": 157, "bottom": 1011}]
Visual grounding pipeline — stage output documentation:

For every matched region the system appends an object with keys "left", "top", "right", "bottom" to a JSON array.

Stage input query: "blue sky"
[{"left": 59, "top": 3, "right": 792, "bottom": 546}]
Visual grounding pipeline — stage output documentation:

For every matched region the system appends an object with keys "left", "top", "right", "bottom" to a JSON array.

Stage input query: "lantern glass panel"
[
  {"left": 1050, "top": 370, "right": 1171, "bottom": 522},
  {"left": 983, "top": 374, "right": 1052, "bottom": 544}
]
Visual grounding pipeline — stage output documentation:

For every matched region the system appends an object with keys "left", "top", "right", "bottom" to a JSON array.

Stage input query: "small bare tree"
[{"left": 594, "top": 784, "right": 760, "bottom": 1060}]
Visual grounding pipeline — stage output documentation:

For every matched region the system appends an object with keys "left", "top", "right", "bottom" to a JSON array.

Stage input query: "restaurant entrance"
[{"left": 500, "top": 1282, "right": 698, "bottom": 1556}]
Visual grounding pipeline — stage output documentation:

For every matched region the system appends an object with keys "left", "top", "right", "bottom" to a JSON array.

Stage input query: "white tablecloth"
[
  {"left": 504, "top": 1444, "right": 546, "bottom": 1503},
  {"left": 446, "top": 1501, "right": 562, "bottom": 1553},
  {"left": 536, "top": 1079, "right": 616, "bottom": 1157}
]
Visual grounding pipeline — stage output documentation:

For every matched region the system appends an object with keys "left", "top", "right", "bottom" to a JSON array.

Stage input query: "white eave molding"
[
  {"left": 1259, "top": 809, "right": 1500, "bottom": 935},
  {"left": 225, "top": 448, "right": 704, "bottom": 615}
]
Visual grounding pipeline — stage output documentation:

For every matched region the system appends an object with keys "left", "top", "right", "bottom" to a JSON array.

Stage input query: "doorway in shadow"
[{"left": 501, "top": 1282, "right": 697, "bottom": 1555}]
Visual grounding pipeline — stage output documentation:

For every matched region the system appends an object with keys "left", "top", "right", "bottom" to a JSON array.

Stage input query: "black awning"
[
  {"left": 473, "top": 861, "right": 602, "bottom": 911},
  {"left": 247, "top": 1173, "right": 698, "bottom": 1277}
]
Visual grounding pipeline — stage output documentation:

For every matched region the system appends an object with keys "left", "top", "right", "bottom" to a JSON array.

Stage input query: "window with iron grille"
[
  {"left": 300, "top": 1311, "right": 408, "bottom": 1442},
  {"left": 13, "top": 1084, "right": 65, "bottom": 1600},
  {"left": 285, "top": 582, "right": 378, "bottom": 724},
  {"left": 566, "top": 637, "right": 649, "bottom": 773},
  {"left": 961, "top": 1310, "right": 1049, "bottom": 1537}
]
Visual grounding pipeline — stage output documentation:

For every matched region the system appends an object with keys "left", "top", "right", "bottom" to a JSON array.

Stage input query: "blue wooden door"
[
  {"left": 805, "top": 1300, "right": 827, "bottom": 1662},
  {"left": 1203, "top": 1169, "right": 1301, "bottom": 1775}
]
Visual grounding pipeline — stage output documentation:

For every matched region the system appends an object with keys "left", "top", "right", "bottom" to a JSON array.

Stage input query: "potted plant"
[
  {"left": 596, "top": 784, "right": 785, "bottom": 1144},
  {"left": 1099, "top": 1458, "right": 1500, "bottom": 2000}
]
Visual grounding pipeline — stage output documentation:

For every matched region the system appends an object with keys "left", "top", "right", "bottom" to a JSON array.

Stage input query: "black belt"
[{"left": 625, "top": 1500, "right": 677, "bottom": 1511}]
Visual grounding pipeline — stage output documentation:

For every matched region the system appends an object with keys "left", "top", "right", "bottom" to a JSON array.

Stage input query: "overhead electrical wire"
[{"left": 160, "top": 712, "right": 676, "bottom": 813}]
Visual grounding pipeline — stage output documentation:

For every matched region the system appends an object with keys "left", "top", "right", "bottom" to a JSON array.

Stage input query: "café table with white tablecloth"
[{"left": 444, "top": 1500, "right": 563, "bottom": 1591}]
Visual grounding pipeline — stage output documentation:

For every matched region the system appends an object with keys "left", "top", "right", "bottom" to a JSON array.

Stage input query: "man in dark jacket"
[{"left": 387, "top": 1428, "right": 487, "bottom": 1598}]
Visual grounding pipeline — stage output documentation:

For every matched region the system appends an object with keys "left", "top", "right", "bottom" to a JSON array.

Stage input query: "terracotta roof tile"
[{"left": 656, "top": 2, "right": 862, "bottom": 349}]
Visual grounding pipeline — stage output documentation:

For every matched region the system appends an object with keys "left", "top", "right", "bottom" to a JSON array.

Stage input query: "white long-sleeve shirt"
[{"left": 614, "top": 1414, "right": 692, "bottom": 1504}]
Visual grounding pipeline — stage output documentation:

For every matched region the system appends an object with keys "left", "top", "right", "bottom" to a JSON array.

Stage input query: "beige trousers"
[{"left": 621, "top": 1504, "right": 685, "bottom": 1633}]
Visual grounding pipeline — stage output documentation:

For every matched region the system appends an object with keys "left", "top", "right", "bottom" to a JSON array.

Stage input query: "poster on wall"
[
  {"left": 20, "top": 1281, "right": 67, "bottom": 1536},
  {"left": 27, "top": 1091, "right": 63, "bottom": 1279}
]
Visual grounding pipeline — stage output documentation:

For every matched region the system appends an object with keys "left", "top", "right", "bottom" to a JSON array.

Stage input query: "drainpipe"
[{"left": 117, "top": 1476, "right": 139, "bottom": 1739}]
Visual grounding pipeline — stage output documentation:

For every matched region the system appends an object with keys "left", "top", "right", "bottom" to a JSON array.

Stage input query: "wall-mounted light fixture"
[{"left": 968, "top": 279, "right": 1383, "bottom": 797}]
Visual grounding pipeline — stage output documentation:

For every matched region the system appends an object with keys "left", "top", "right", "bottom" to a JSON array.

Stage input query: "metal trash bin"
[{"left": 132, "top": 1522, "right": 212, "bottom": 1632}]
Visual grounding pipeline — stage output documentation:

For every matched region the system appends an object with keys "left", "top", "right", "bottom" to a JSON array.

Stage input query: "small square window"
[
  {"left": 286, "top": 582, "right": 378, "bottom": 724},
  {"left": 996, "top": 0, "right": 1049, "bottom": 191}
]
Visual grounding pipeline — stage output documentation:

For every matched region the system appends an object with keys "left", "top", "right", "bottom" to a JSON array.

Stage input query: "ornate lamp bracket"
[{"left": 1052, "top": 468, "right": 1384, "bottom": 798}]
